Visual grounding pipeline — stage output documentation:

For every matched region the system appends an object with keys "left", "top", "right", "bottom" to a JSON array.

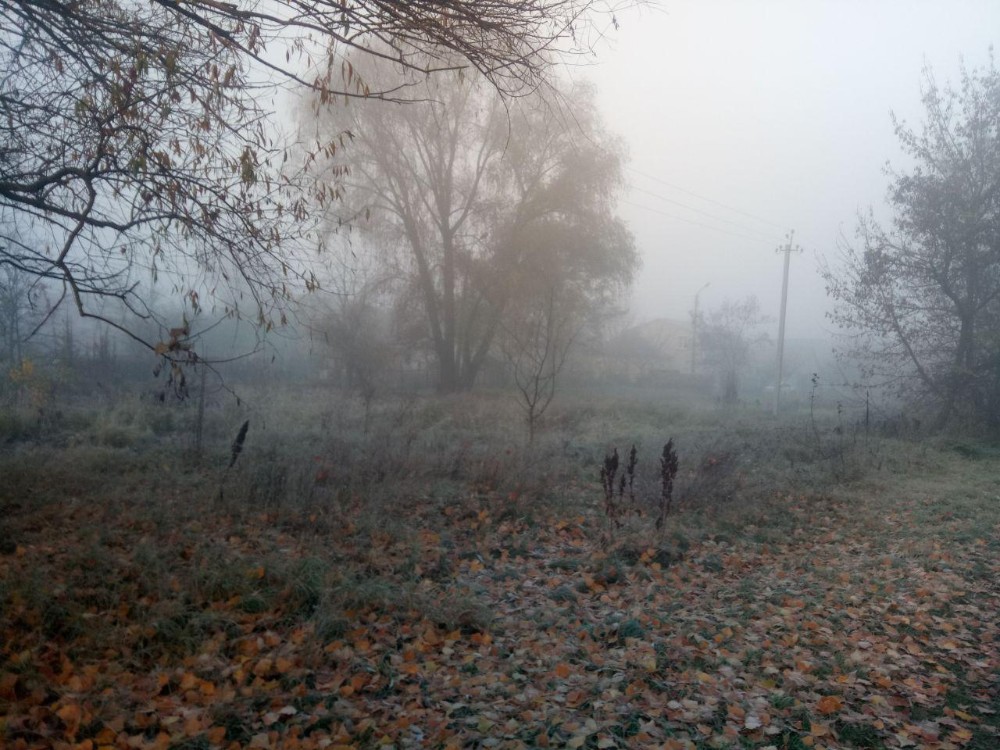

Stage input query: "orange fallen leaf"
[
  {"left": 422, "top": 627, "right": 442, "bottom": 646},
  {"left": 94, "top": 727, "right": 117, "bottom": 745},
  {"left": 0, "top": 673, "right": 18, "bottom": 700},
  {"left": 811, "top": 722, "right": 830, "bottom": 737},
  {"left": 253, "top": 658, "right": 273, "bottom": 677},
  {"left": 816, "top": 695, "right": 844, "bottom": 715},
  {"left": 56, "top": 703, "right": 82, "bottom": 737},
  {"left": 183, "top": 715, "right": 202, "bottom": 735},
  {"left": 207, "top": 727, "right": 227, "bottom": 744},
  {"left": 179, "top": 672, "right": 198, "bottom": 691}
]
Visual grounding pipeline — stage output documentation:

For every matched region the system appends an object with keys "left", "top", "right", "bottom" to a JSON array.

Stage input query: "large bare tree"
[
  {"left": 822, "top": 57, "right": 1000, "bottom": 430},
  {"left": 310, "top": 69, "right": 636, "bottom": 392},
  {"left": 0, "top": 0, "right": 630, "bottom": 359}
]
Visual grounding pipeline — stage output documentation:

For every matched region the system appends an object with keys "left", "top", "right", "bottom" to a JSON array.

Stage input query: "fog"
[
  {"left": 8, "top": 7, "right": 1000, "bottom": 744},
  {"left": 579, "top": 0, "right": 1000, "bottom": 338},
  {"left": 3, "top": 0, "right": 1000, "bottom": 402}
]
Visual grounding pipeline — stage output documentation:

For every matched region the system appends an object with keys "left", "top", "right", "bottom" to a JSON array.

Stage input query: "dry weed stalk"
[
  {"left": 657, "top": 439, "right": 679, "bottom": 530},
  {"left": 600, "top": 447, "right": 621, "bottom": 534},
  {"left": 599, "top": 443, "right": 642, "bottom": 545},
  {"left": 216, "top": 419, "right": 251, "bottom": 503},
  {"left": 600, "top": 440, "right": 679, "bottom": 541},
  {"left": 229, "top": 419, "right": 250, "bottom": 469},
  {"left": 625, "top": 444, "right": 638, "bottom": 514}
]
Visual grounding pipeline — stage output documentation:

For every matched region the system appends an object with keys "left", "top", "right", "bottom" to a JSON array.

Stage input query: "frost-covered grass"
[{"left": 2, "top": 384, "right": 997, "bottom": 748}]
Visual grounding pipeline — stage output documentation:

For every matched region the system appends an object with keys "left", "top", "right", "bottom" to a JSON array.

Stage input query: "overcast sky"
[{"left": 574, "top": 0, "right": 1000, "bottom": 338}]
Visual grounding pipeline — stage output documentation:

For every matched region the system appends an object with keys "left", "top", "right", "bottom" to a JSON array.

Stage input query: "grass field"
[{"left": 1, "top": 387, "right": 998, "bottom": 750}]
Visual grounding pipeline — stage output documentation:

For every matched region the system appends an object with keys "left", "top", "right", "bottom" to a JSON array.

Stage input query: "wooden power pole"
[
  {"left": 774, "top": 231, "right": 802, "bottom": 416},
  {"left": 691, "top": 282, "right": 710, "bottom": 375}
]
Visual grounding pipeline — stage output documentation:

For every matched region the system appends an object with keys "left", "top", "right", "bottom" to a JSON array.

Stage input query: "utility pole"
[
  {"left": 774, "top": 231, "right": 801, "bottom": 416},
  {"left": 691, "top": 282, "right": 710, "bottom": 375}
]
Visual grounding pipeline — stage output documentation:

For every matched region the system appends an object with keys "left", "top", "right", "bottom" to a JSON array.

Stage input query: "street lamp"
[{"left": 691, "top": 282, "right": 710, "bottom": 375}]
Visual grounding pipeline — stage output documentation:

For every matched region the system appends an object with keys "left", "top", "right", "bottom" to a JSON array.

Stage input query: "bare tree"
[
  {"left": 0, "top": 265, "right": 41, "bottom": 368},
  {"left": 698, "top": 295, "right": 769, "bottom": 405},
  {"left": 310, "top": 68, "right": 636, "bottom": 392},
  {"left": 822, "top": 57, "right": 1000, "bottom": 430},
  {"left": 314, "top": 241, "right": 397, "bottom": 425},
  {"left": 501, "top": 286, "right": 580, "bottom": 442},
  {"left": 0, "top": 0, "right": 632, "bottom": 359}
]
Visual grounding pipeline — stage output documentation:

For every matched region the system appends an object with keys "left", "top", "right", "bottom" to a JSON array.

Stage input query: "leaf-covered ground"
[{"left": 1, "top": 446, "right": 999, "bottom": 750}]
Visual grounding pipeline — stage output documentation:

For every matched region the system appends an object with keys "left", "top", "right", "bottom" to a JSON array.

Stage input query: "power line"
[
  {"left": 626, "top": 183, "right": 776, "bottom": 241},
  {"left": 621, "top": 199, "right": 781, "bottom": 244},
  {"left": 627, "top": 166, "right": 786, "bottom": 230}
]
